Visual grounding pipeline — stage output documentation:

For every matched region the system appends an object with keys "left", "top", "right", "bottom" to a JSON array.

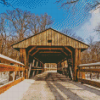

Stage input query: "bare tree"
[
  {"left": 95, "top": 24, "right": 100, "bottom": 38},
  {"left": 30, "top": 13, "right": 54, "bottom": 34},
  {"left": 87, "top": 36, "right": 94, "bottom": 46},
  {"left": 0, "top": 0, "right": 7, "bottom": 5},
  {"left": 1, "top": 9, "right": 53, "bottom": 41},
  {"left": 29, "top": 14, "right": 40, "bottom": 35},
  {"left": 0, "top": 0, "right": 15, "bottom": 8},
  {"left": 61, "top": 28, "right": 84, "bottom": 42},
  {"left": 0, "top": 9, "right": 54, "bottom": 60},
  {"left": 5, "top": 9, "right": 31, "bottom": 41},
  {"left": 81, "top": 40, "right": 100, "bottom": 64},
  {"left": 56, "top": 0, "right": 100, "bottom": 13},
  {"left": 39, "top": 13, "right": 53, "bottom": 31},
  {"left": 0, "top": 14, "right": 7, "bottom": 54}
]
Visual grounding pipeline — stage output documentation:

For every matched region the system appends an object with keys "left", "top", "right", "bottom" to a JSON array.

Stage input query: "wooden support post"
[
  {"left": 22, "top": 71, "right": 23, "bottom": 77},
  {"left": 40, "top": 62, "right": 41, "bottom": 67},
  {"left": 97, "top": 73, "right": 99, "bottom": 79},
  {"left": 81, "top": 67, "right": 85, "bottom": 79},
  {"left": 57, "top": 62, "right": 59, "bottom": 73},
  {"left": 36, "top": 61, "right": 38, "bottom": 67},
  {"left": 13, "top": 71, "right": 15, "bottom": 81},
  {"left": 33, "top": 59, "right": 35, "bottom": 67},
  {"left": 20, "top": 49, "right": 28, "bottom": 79},
  {"left": 28, "top": 64, "right": 32, "bottom": 78},
  {"left": 44, "top": 64, "right": 46, "bottom": 71},
  {"left": 42, "top": 63, "right": 44, "bottom": 72},
  {"left": 19, "top": 71, "right": 20, "bottom": 77},
  {"left": 73, "top": 49, "right": 81, "bottom": 81}
]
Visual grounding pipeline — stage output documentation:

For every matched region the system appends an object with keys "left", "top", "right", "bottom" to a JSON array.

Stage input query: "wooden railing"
[
  {"left": 44, "top": 68, "right": 57, "bottom": 71},
  {"left": 77, "top": 62, "right": 100, "bottom": 88},
  {"left": 0, "top": 54, "right": 25, "bottom": 94}
]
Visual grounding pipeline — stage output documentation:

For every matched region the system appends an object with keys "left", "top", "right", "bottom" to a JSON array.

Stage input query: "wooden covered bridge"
[
  {"left": 12, "top": 28, "right": 89, "bottom": 80},
  {"left": 1, "top": 28, "right": 100, "bottom": 99}
]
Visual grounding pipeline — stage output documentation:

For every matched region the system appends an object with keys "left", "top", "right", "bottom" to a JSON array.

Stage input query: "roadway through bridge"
[{"left": 21, "top": 71, "right": 100, "bottom": 100}]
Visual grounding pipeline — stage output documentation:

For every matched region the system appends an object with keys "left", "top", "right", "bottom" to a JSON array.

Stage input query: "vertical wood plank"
[
  {"left": 54, "top": 32, "right": 58, "bottom": 45},
  {"left": 52, "top": 30, "right": 54, "bottom": 45}
]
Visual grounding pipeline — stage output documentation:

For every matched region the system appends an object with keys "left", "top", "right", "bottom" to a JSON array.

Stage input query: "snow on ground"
[
  {"left": 0, "top": 79, "right": 35, "bottom": 100},
  {"left": 0, "top": 71, "right": 100, "bottom": 100}
]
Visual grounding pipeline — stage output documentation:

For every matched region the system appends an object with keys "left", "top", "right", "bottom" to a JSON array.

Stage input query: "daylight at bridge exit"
[{"left": 0, "top": 0, "right": 100, "bottom": 100}]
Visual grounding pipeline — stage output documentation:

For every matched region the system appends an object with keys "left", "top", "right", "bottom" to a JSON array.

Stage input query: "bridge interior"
[{"left": 28, "top": 46, "right": 72, "bottom": 63}]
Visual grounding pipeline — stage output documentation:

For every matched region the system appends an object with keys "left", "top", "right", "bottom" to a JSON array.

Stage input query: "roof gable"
[{"left": 12, "top": 28, "right": 89, "bottom": 49}]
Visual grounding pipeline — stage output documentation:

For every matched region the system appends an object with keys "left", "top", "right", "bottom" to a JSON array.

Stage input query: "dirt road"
[{"left": 21, "top": 71, "right": 100, "bottom": 100}]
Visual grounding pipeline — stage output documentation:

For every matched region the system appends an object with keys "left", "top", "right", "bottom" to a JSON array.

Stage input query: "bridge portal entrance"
[{"left": 12, "top": 28, "right": 89, "bottom": 81}]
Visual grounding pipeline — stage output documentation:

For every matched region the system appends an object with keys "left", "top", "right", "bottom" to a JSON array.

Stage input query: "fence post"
[
  {"left": 77, "top": 66, "right": 79, "bottom": 80},
  {"left": 82, "top": 67, "right": 85, "bottom": 79},
  {"left": 13, "top": 71, "right": 15, "bottom": 81}
]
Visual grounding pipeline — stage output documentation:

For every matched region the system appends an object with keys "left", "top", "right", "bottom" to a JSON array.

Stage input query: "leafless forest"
[{"left": 0, "top": 0, "right": 100, "bottom": 64}]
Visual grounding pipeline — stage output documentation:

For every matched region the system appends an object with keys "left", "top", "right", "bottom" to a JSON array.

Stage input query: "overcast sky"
[{"left": 0, "top": 0, "right": 100, "bottom": 43}]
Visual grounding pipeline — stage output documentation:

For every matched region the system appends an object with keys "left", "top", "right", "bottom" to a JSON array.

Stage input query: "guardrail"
[
  {"left": 0, "top": 54, "right": 25, "bottom": 94},
  {"left": 45, "top": 68, "right": 57, "bottom": 71},
  {"left": 77, "top": 62, "right": 100, "bottom": 88}
]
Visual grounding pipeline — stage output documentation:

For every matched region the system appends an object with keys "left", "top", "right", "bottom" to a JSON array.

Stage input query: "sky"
[{"left": 0, "top": 0, "right": 100, "bottom": 43}]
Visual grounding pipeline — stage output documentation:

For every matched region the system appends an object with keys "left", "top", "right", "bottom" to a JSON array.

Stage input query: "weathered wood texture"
[
  {"left": 20, "top": 49, "right": 28, "bottom": 66},
  {"left": 31, "top": 69, "right": 43, "bottom": 71},
  {"left": 44, "top": 68, "right": 57, "bottom": 71},
  {"left": 78, "top": 79, "right": 100, "bottom": 88},
  {"left": 12, "top": 28, "right": 88, "bottom": 49},
  {"left": 0, "top": 64, "right": 25, "bottom": 72},
  {"left": 78, "top": 69, "right": 100, "bottom": 73},
  {"left": 0, "top": 77, "right": 24, "bottom": 94},
  {"left": 0, "top": 54, "right": 25, "bottom": 94},
  {"left": 77, "top": 62, "right": 100, "bottom": 88},
  {"left": 20, "top": 49, "right": 28, "bottom": 78},
  {"left": 73, "top": 49, "right": 81, "bottom": 81}
]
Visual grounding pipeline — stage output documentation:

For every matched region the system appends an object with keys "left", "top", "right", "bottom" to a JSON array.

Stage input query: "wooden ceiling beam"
[
  {"left": 37, "top": 47, "right": 68, "bottom": 56},
  {"left": 61, "top": 50, "right": 68, "bottom": 57},
  {"left": 28, "top": 46, "right": 36, "bottom": 54},
  {"left": 31, "top": 50, "right": 39, "bottom": 56},
  {"left": 39, "top": 51, "right": 62, "bottom": 54},
  {"left": 34, "top": 57, "right": 44, "bottom": 64},
  {"left": 64, "top": 47, "right": 72, "bottom": 55},
  {"left": 37, "top": 48, "right": 63, "bottom": 51}
]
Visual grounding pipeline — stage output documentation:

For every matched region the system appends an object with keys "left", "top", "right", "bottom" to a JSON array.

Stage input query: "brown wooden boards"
[
  {"left": 0, "top": 64, "right": 25, "bottom": 72},
  {"left": 12, "top": 28, "right": 89, "bottom": 49},
  {"left": 78, "top": 78, "right": 100, "bottom": 88},
  {"left": 73, "top": 49, "right": 81, "bottom": 81}
]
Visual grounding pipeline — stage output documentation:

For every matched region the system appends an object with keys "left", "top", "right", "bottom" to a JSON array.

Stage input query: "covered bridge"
[{"left": 12, "top": 28, "right": 89, "bottom": 80}]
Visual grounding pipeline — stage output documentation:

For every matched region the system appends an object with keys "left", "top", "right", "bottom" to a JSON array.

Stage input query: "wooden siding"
[{"left": 12, "top": 28, "right": 88, "bottom": 49}]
